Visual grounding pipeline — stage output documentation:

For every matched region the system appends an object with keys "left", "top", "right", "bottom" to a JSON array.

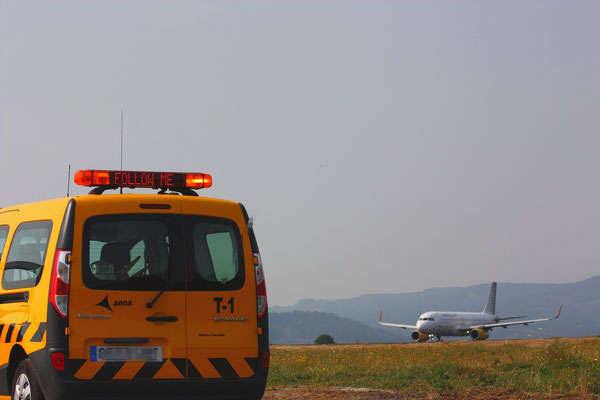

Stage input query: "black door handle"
[
  {"left": 145, "top": 316, "right": 178, "bottom": 322},
  {"left": 0, "top": 291, "right": 29, "bottom": 304}
]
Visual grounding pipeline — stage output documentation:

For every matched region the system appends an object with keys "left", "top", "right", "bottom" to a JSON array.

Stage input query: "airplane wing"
[
  {"left": 466, "top": 305, "right": 562, "bottom": 331},
  {"left": 377, "top": 310, "right": 417, "bottom": 329}
]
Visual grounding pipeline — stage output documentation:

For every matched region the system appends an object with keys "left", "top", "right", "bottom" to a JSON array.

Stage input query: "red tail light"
[
  {"left": 254, "top": 253, "right": 267, "bottom": 318},
  {"left": 261, "top": 350, "right": 270, "bottom": 369},
  {"left": 50, "top": 250, "right": 71, "bottom": 318},
  {"left": 51, "top": 352, "right": 66, "bottom": 370}
]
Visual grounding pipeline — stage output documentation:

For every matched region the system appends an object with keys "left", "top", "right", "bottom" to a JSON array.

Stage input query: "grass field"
[{"left": 267, "top": 337, "right": 600, "bottom": 397}]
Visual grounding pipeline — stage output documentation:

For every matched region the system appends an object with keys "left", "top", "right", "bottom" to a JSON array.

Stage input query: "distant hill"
[
  {"left": 271, "top": 276, "right": 600, "bottom": 341},
  {"left": 270, "top": 311, "right": 404, "bottom": 344}
]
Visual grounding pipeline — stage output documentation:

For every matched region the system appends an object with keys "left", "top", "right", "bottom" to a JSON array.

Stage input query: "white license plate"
[{"left": 90, "top": 346, "right": 163, "bottom": 362}]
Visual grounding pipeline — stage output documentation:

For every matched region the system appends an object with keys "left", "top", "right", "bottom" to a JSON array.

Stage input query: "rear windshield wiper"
[{"left": 146, "top": 279, "right": 172, "bottom": 309}]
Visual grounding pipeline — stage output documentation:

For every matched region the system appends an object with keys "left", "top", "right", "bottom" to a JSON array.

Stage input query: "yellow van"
[{"left": 0, "top": 170, "right": 269, "bottom": 400}]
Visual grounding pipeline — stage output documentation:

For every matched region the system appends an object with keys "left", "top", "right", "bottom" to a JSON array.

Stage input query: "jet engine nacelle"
[
  {"left": 410, "top": 330, "right": 428, "bottom": 342},
  {"left": 470, "top": 328, "right": 489, "bottom": 340}
]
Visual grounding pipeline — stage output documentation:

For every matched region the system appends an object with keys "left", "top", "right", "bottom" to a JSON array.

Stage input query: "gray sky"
[{"left": 1, "top": 1, "right": 599, "bottom": 306}]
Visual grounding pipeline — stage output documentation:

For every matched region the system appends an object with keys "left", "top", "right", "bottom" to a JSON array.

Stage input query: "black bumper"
[
  {"left": 30, "top": 349, "right": 268, "bottom": 400},
  {"left": 0, "top": 363, "right": 9, "bottom": 396}
]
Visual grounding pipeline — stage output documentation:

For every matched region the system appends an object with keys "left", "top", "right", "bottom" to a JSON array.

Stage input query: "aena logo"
[{"left": 96, "top": 295, "right": 133, "bottom": 312}]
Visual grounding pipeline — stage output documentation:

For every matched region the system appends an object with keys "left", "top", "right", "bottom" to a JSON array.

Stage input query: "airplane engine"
[
  {"left": 410, "top": 330, "right": 428, "bottom": 342},
  {"left": 470, "top": 329, "right": 489, "bottom": 340}
]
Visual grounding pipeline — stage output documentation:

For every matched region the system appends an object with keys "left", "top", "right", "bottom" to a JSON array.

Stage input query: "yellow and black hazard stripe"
[
  {"left": 71, "top": 357, "right": 259, "bottom": 380},
  {"left": 0, "top": 322, "right": 46, "bottom": 344}
]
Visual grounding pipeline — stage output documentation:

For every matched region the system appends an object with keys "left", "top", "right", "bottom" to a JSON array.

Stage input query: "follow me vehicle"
[{"left": 1, "top": 170, "right": 269, "bottom": 400}]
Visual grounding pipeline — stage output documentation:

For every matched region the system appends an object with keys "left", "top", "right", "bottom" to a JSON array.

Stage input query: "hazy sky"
[{"left": 1, "top": 1, "right": 599, "bottom": 306}]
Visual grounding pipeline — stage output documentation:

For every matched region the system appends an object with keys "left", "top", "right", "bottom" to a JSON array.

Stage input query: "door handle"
[
  {"left": 0, "top": 291, "right": 29, "bottom": 304},
  {"left": 145, "top": 316, "right": 178, "bottom": 322}
]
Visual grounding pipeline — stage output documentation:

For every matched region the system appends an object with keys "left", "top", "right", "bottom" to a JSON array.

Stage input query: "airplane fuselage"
[{"left": 416, "top": 311, "right": 497, "bottom": 336}]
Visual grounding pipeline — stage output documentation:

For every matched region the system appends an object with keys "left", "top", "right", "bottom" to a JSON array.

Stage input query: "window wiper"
[
  {"left": 6, "top": 261, "right": 42, "bottom": 271},
  {"left": 146, "top": 278, "right": 172, "bottom": 309}
]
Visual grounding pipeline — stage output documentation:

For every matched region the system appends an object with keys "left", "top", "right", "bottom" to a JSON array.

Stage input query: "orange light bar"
[
  {"left": 74, "top": 170, "right": 212, "bottom": 190},
  {"left": 186, "top": 173, "right": 212, "bottom": 189},
  {"left": 74, "top": 170, "right": 110, "bottom": 186}
]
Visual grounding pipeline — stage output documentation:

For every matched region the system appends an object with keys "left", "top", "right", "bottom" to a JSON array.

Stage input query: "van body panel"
[
  {"left": 0, "top": 198, "right": 72, "bottom": 395},
  {"left": 181, "top": 197, "right": 259, "bottom": 379},
  {"left": 1, "top": 191, "right": 267, "bottom": 399},
  {"left": 68, "top": 195, "right": 186, "bottom": 379}
]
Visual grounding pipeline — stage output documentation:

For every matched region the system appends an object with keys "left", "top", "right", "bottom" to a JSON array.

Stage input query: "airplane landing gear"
[{"left": 429, "top": 334, "right": 443, "bottom": 342}]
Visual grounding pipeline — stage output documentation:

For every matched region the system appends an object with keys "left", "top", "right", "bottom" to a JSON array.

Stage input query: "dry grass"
[{"left": 267, "top": 337, "right": 600, "bottom": 397}]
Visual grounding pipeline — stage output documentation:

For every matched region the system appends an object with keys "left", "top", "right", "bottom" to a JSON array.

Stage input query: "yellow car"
[{"left": 0, "top": 170, "right": 269, "bottom": 400}]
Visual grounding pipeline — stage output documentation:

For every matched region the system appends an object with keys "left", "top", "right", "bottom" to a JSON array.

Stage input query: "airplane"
[{"left": 378, "top": 282, "right": 562, "bottom": 342}]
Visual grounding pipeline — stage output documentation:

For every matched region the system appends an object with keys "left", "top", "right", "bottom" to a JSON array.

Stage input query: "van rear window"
[
  {"left": 82, "top": 215, "right": 183, "bottom": 291},
  {"left": 82, "top": 214, "right": 244, "bottom": 291},
  {"left": 2, "top": 221, "right": 52, "bottom": 290},
  {"left": 186, "top": 217, "right": 244, "bottom": 291}
]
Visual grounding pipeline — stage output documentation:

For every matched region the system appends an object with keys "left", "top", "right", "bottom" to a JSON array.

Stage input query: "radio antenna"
[
  {"left": 66, "top": 164, "right": 71, "bottom": 196},
  {"left": 120, "top": 109, "right": 124, "bottom": 194}
]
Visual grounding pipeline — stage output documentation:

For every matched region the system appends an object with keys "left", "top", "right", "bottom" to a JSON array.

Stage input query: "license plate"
[{"left": 90, "top": 346, "right": 163, "bottom": 362}]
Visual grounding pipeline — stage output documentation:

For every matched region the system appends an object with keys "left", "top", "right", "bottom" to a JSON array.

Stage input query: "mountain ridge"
[{"left": 270, "top": 276, "right": 600, "bottom": 342}]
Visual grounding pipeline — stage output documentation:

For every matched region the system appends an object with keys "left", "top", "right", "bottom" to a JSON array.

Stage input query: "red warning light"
[
  {"left": 74, "top": 170, "right": 110, "bottom": 186},
  {"left": 186, "top": 173, "right": 212, "bottom": 189}
]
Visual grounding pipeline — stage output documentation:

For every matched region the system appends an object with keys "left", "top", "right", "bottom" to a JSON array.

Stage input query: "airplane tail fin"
[{"left": 483, "top": 282, "right": 497, "bottom": 315}]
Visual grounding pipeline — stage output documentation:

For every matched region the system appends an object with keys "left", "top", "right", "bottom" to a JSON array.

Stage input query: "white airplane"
[{"left": 378, "top": 282, "right": 562, "bottom": 342}]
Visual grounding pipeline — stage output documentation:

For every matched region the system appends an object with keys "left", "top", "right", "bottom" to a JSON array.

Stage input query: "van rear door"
[
  {"left": 180, "top": 197, "right": 259, "bottom": 379},
  {"left": 69, "top": 196, "right": 188, "bottom": 380}
]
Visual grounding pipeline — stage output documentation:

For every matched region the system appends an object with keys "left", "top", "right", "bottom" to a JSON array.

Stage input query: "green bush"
[{"left": 314, "top": 334, "right": 335, "bottom": 345}]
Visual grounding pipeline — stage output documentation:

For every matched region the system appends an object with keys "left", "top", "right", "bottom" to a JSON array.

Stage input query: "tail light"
[
  {"left": 50, "top": 250, "right": 71, "bottom": 318},
  {"left": 51, "top": 352, "right": 66, "bottom": 370},
  {"left": 261, "top": 350, "right": 270, "bottom": 369},
  {"left": 254, "top": 253, "right": 267, "bottom": 318}
]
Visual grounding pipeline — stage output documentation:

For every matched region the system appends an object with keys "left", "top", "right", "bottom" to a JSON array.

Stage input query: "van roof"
[{"left": 1, "top": 193, "right": 240, "bottom": 213}]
